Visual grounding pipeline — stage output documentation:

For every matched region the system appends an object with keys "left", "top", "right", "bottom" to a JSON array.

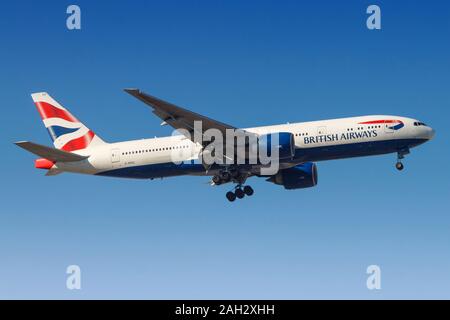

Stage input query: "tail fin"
[{"left": 31, "top": 92, "right": 106, "bottom": 151}]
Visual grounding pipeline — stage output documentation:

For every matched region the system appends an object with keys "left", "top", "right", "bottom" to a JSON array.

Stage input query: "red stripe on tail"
[
  {"left": 35, "top": 101, "right": 78, "bottom": 122},
  {"left": 61, "top": 130, "right": 95, "bottom": 152}
]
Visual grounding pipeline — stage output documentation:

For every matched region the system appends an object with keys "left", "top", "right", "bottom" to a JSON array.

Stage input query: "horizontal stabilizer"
[
  {"left": 14, "top": 141, "right": 89, "bottom": 162},
  {"left": 45, "top": 168, "right": 63, "bottom": 176}
]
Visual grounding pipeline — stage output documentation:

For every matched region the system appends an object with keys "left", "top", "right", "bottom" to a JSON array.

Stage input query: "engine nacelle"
[
  {"left": 267, "top": 162, "right": 318, "bottom": 189},
  {"left": 257, "top": 132, "right": 295, "bottom": 160}
]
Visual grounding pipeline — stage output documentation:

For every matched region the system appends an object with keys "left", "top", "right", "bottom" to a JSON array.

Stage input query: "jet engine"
[
  {"left": 256, "top": 132, "right": 295, "bottom": 160},
  {"left": 267, "top": 162, "right": 318, "bottom": 189}
]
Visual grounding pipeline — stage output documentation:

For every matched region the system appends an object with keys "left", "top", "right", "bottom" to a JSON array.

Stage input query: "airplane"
[{"left": 15, "top": 90, "right": 435, "bottom": 202}]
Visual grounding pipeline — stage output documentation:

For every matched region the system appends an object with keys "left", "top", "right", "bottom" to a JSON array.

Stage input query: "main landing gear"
[
  {"left": 211, "top": 169, "right": 253, "bottom": 202},
  {"left": 226, "top": 185, "right": 254, "bottom": 202},
  {"left": 395, "top": 148, "right": 409, "bottom": 171}
]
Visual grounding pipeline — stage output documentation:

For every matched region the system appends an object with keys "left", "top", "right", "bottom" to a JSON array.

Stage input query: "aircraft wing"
[{"left": 124, "top": 88, "right": 240, "bottom": 144}]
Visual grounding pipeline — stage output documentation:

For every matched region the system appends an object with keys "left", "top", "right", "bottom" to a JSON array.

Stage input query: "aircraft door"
[{"left": 111, "top": 148, "right": 121, "bottom": 167}]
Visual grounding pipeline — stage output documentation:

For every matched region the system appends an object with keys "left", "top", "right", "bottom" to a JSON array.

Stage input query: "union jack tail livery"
[
  {"left": 16, "top": 89, "right": 434, "bottom": 202},
  {"left": 31, "top": 92, "right": 106, "bottom": 151}
]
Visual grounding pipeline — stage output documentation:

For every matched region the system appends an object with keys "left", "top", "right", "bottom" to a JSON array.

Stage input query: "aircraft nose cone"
[{"left": 428, "top": 127, "right": 436, "bottom": 140}]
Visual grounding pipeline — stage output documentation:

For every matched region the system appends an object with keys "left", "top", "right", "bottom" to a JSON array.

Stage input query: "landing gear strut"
[
  {"left": 396, "top": 148, "right": 409, "bottom": 171},
  {"left": 225, "top": 185, "right": 254, "bottom": 202}
]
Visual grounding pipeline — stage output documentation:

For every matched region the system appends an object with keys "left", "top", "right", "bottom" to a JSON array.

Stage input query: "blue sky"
[{"left": 1, "top": 0, "right": 449, "bottom": 299}]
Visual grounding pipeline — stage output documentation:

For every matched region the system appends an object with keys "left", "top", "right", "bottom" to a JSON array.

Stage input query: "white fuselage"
[{"left": 54, "top": 115, "right": 434, "bottom": 179}]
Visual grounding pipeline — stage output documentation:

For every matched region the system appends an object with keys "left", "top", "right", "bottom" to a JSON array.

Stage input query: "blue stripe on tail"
[{"left": 46, "top": 125, "right": 80, "bottom": 141}]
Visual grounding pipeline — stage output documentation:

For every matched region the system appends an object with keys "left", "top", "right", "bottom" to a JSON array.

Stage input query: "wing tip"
[
  {"left": 124, "top": 88, "right": 140, "bottom": 95},
  {"left": 14, "top": 141, "right": 28, "bottom": 146}
]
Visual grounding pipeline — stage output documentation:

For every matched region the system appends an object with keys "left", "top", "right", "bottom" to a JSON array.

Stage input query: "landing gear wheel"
[
  {"left": 243, "top": 185, "right": 254, "bottom": 196},
  {"left": 235, "top": 188, "right": 245, "bottom": 199},
  {"left": 396, "top": 162, "right": 404, "bottom": 171},
  {"left": 226, "top": 191, "right": 236, "bottom": 202}
]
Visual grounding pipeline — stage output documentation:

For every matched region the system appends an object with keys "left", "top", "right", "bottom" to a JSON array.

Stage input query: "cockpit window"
[{"left": 414, "top": 122, "right": 427, "bottom": 126}]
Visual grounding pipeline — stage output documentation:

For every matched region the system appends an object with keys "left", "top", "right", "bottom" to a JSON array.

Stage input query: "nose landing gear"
[
  {"left": 225, "top": 185, "right": 254, "bottom": 202},
  {"left": 395, "top": 148, "right": 409, "bottom": 171},
  {"left": 395, "top": 162, "right": 404, "bottom": 171}
]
